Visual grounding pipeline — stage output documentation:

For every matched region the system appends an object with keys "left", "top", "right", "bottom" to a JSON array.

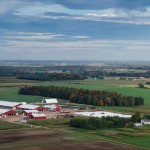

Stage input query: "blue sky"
[{"left": 1, "top": 0, "right": 150, "bottom": 60}]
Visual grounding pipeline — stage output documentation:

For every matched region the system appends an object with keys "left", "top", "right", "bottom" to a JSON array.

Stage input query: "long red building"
[{"left": 0, "top": 109, "right": 17, "bottom": 117}]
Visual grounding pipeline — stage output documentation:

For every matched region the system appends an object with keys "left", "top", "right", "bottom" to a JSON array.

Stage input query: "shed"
[
  {"left": 22, "top": 110, "right": 39, "bottom": 116},
  {"left": 42, "top": 99, "right": 58, "bottom": 104},
  {"left": 30, "top": 114, "right": 47, "bottom": 120},
  {"left": 17, "top": 104, "right": 46, "bottom": 111},
  {"left": 134, "top": 123, "right": 143, "bottom": 127},
  {"left": 141, "top": 119, "right": 150, "bottom": 125},
  {"left": 0, "top": 109, "right": 17, "bottom": 117}
]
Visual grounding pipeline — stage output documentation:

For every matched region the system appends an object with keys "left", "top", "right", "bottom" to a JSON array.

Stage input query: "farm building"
[
  {"left": 22, "top": 110, "right": 39, "bottom": 116},
  {"left": 30, "top": 114, "right": 47, "bottom": 120},
  {"left": 74, "top": 111, "right": 131, "bottom": 118},
  {"left": 42, "top": 99, "right": 58, "bottom": 104},
  {"left": 134, "top": 123, "right": 143, "bottom": 127},
  {"left": 17, "top": 104, "right": 46, "bottom": 111},
  {"left": 0, "top": 101, "right": 25, "bottom": 109},
  {"left": 44, "top": 105, "right": 61, "bottom": 112},
  {"left": 141, "top": 119, "right": 150, "bottom": 125},
  {"left": 0, "top": 109, "right": 17, "bottom": 117}
]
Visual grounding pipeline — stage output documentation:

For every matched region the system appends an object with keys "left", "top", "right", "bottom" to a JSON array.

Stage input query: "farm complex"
[{"left": 0, "top": 99, "right": 133, "bottom": 121}]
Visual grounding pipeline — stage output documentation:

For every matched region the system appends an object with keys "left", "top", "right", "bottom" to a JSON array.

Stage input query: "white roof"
[
  {"left": 74, "top": 111, "right": 131, "bottom": 118},
  {"left": 0, "top": 109, "right": 12, "bottom": 114},
  {"left": 42, "top": 99, "right": 58, "bottom": 104},
  {"left": 23, "top": 110, "right": 39, "bottom": 113},
  {"left": 0, "top": 101, "right": 21, "bottom": 107},
  {"left": 18, "top": 104, "right": 41, "bottom": 110},
  {"left": 32, "top": 114, "right": 46, "bottom": 117},
  {"left": 44, "top": 105, "right": 56, "bottom": 109}
]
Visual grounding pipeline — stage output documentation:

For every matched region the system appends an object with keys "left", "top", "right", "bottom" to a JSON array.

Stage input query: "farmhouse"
[
  {"left": 0, "top": 101, "right": 25, "bottom": 109},
  {"left": 141, "top": 119, "right": 150, "bottom": 125},
  {"left": 44, "top": 105, "right": 61, "bottom": 112},
  {"left": 0, "top": 109, "right": 17, "bottom": 117},
  {"left": 42, "top": 98, "right": 58, "bottom": 104},
  {"left": 22, "top": 110, "right": 39, "bottom": 116},
  {"left": 17, "top": 104, "right": 46, "bottom": 111},
  {"left": 30, "top": 114, "right": 47, "bottom": 120}
]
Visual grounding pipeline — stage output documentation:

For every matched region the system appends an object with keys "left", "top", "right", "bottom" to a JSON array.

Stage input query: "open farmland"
[
  {"left": 0, "top": 126, "right": 146, "bottom": 150},
  {"left": 37, "top": 79, "right": 150, "bottom": 105}
]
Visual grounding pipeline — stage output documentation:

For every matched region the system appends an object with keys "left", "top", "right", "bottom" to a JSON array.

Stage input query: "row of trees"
[
  {"left": 84, "top": 71, "right": 150, "bottom": 78},
  {"left": 70, "top": 116, "right": 133, "bottom": 130},
  {"left": 19, "top": 86, "right": 144, "bottom": 107},
  {"left": 17, "top": 73, "right": 85, "bottom": 81}
]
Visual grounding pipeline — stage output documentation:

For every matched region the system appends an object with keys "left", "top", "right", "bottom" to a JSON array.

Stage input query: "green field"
[
  {"left": 0, "top": 120, "right": 29, "bottom": 130},
  {"left": 26, "top": 119, "right": 150, "bottom": 149},
  {"left": 37, "top": 80, "right": 150, "bottom": 105},
  {"left": 0, "top": 77, "right": 150, "bottom": 149},
  {"left": 0, "top": 78, "right": 150, "bottom": 114}
]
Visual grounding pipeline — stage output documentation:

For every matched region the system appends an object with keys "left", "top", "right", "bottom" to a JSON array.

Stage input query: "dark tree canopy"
[{"left": 19, "top": 86, "right": 144, "bottom": 107}]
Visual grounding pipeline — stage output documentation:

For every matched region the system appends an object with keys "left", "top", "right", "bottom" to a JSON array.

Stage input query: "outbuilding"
[
  {"left": 42, "top": 99, "right": 58, "bottom": 104},
  {"left": 134, "top": 123, "right": 143, "bottom": 127},
  {"left": 141, "top": 119, "right": 150, "bottom": 125},
  {"left": 17, "top": 104, "right": 46, "bottom": 111},
  {"left": 0, "top": 109, "right": 17, "bottom": 117},
  {"left": 22, "top": 110, "right": 39, "bottom": 116},
  {"left": 30, "top": 114, "right": 47, "bottom": 120}
]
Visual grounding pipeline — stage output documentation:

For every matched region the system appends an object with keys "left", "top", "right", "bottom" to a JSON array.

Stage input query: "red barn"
[
  {"left": 0, "top": 109, "right": 17, "bottom": 117},
  {"left": 17, "top": 104, "right": 46, "bottom": 111},
  {"left": 22, "top": 110, "right": 39, "bottom": 116},
  {"left": 30, "top": 114, "right": 47, "bottom": 120}
]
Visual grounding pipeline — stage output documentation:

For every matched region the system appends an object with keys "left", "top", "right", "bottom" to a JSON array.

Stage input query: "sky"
[{"left": 1, "top": 0, "right": 150, "bottom": 60}]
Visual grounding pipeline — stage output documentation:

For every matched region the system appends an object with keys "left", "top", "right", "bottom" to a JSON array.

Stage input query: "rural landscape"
[
  {"left": 0, "top": 61, "right": 150, "bottom": 150},
  {"left": 1, "top": 0, "right": 150, "bottom": 150}
]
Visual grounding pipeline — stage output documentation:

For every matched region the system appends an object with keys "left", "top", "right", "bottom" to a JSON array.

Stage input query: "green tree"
[{"left": 138, "top": 83, "right": 144, "bottom": 88}]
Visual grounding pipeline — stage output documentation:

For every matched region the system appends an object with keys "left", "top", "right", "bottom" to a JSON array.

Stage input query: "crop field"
[
  {"left": 24, "top": 119, "right": 150, "bottom": 149},
  {"left": 0, "top": 122, "right": 147, "bottom": 150},
  {"left": 70, "top": 126, "right": 150, "bottom": 149},
  {"left": 0, "top": 76, "right": 150, "bottom": 150}
]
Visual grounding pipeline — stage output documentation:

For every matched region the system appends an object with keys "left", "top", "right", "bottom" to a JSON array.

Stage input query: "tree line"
[
  {"left": 19, "top": 86, "right": 144, "bottom": 107},
  {"left": 17, "top": 73, "right": 85, "bottom": 81},
  {"left": 70, "top": 116, "right": 134, "bottom": 130},
  {"left": 84, "top": 71, "right": 150, "bottom": 78}
]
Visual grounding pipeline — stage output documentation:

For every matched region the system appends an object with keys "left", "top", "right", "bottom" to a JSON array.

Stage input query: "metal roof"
[
  {"left": 0, "top": 101, "right": 21, "bottom": 107},
  {"left": 18, "top": 104, "right": 41, "bottom": 110},
  {"left": 0, "top": 109, "right": 12, "bottom": 114},
  {"left": 23, "top": 110, "right": 39, "bottom": 113},
  {"left": 42, "top": 99, "right": 58, "bottom": 104},
  {"left": 44, "top": 105, "right": 56, "bottom": 109},
  {"left": 32, "top": 114, "right": 46, "bottom": 117}
]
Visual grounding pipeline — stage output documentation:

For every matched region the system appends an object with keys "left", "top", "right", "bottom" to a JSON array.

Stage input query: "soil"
[{"left": 0, "top": 130, "right": 143, "bottom": 150}]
